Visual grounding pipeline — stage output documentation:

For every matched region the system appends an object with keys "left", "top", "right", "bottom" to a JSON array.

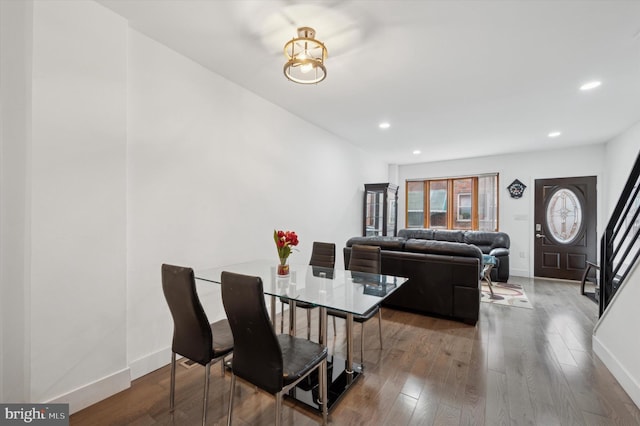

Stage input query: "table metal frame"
[{"left": 195, "top": 261, "right": 407, "bottom": 411}]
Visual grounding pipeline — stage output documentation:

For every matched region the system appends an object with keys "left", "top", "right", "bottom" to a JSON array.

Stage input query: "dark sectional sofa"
[
  {"left": 398, "top": 228, "right": 510, "bottom": 282},
  {"left": 344, "top": 229, "right": 510, "bottom": 325}
]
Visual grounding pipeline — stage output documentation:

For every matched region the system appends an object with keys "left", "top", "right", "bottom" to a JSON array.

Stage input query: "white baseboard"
[
  {"left": 510, "top": 268, "right": 529, "bottom": 278},
  {"left": 593, "top": 335, "right": 640, "bottom": 409},
  {"left": 129, "top": 346, "right": 172, "bottom": 380},
  {"left": 44, "top": 349, "right": 174, "bottom": 416},
  {"left": 45, "top": 368, "right": 131, "bottom": 415}
]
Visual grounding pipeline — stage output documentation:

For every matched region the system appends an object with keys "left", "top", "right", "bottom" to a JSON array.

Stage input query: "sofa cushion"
[
  {"left": 404, "top": 239, "right": 483, "bottom": 263},
  {"left": 345, "top": 236, "right": 405, "bottom": 251},
  {"left": 398, "top": 228, "right": 435, "bottom": 240},
  {"left": 433, "top": 230, "right": 465, "bottom": 243},
  {"left": 463, "top": 231, "right": 510, "bottom": 249}
]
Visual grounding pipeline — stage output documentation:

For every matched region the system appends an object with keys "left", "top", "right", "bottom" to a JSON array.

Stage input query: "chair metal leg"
[
  {"left": 360, "top": 323, "right": 364, "bottom": 364},
  {"left": 580, "top": 265, "right": 589, "bottom": 295},
  {"left": 483, "top": 265, "right": 495, "bottom": 296},
  {"left": 202, "top": 362, "right": 211, "bottom": 426},
  {"left": 332, "top": 316, "right": 336, "bottom": 336},
  {"left": 275, "top": 391, "right": 282, "bottom": 426},
  {"left": 378, "top": 308, "right": 383, "bottom": 349},
  {"left": 227, "top": 373, "right": 236, "bottom": 426},
  {"left": 307, "top": 309, "right": 311, "bottom": 340},
  {"left": 280, "top": 301, "right": 285, "bottom": 333},
  {"left": 169, "top": 352, "right": 176, "bottom": 412},
  {"left": 581, "top": 261, "right": 599, "bottom": 295}
]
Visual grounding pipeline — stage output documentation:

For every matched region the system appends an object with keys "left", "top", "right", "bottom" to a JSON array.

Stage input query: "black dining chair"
[
  {"left": 161, "top": 264, "right": 234, "bottom": 426},
  {"left": 327, "top": 244, "right": 383, "bottom": 364},
  {"left": 280, "top": 241, "right": 336, "bottom": 339},
  {"left": 221, "top": 271, "right": 328, "bottom": 426}
]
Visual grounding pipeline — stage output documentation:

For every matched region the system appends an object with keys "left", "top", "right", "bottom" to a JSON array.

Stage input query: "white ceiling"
[{"left": 97, "top": 0, "right": 640, "bottom": 165}]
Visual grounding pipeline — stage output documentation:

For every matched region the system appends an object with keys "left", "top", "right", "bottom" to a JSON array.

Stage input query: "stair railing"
[{"left": 600, "top": 150, "right": 640, "bottom": 316}]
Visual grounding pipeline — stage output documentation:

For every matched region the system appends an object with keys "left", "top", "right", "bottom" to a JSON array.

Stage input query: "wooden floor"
[{"left": 70, "top": 277, "right": 640, "bottom": 425}]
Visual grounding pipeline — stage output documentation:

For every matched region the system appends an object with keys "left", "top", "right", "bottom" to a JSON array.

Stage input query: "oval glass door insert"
[{"left": 545, "top": 188, "right": 583, "bottom": 244}]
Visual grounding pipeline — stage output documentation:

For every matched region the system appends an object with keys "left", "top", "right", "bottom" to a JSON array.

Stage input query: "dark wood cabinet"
[{"left": 363, "top": 183, "right": 398, "bottom": 236}]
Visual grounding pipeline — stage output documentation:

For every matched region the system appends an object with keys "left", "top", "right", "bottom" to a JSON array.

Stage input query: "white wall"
[
  {"left": 593, "top": 120, "right": 640, "bottom": 408},
  {"left": 126, "top": 30, "right": 387, "bottom": 378},
  {"left": 30, "top": 0, "right": 129, "bottom": 408},
  {"left": 0, "top": 0, "right": 33, "bottom": 403},
  {"left": 398, "top": 144, "right": 605, "bottom": 277},
  {"left": 0, "top": 0, "right": 388, "bottom": 412}
]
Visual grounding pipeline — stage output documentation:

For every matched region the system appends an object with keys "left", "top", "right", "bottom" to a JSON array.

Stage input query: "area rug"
[{"left": 481, "top": 281, "right": 532, "bottom": 309}]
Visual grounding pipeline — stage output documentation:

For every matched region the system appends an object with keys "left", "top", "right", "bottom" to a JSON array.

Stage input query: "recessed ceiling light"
[
  {"left": 378, "top": 122, "right": 390, "bottom": 129},
  {"left": 580, "top": 81, "right": 601, "bottom": 91},
  {"left": 548, "top": 131, "right": 562, "bottom": 138},
  {"left": 413, "top": 150, "right": 421, "bottom": 155}
]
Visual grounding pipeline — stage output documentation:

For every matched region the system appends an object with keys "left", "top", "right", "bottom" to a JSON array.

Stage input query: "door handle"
[{"left": 535, "top": 233, "right": 546, "bottom": 239}]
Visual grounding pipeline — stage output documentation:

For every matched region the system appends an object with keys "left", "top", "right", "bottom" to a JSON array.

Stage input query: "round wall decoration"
[{"left": 507, "top": 179, "right": 526, "bottom": 199}]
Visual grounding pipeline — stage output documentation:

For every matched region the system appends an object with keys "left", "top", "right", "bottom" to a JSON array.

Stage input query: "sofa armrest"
[
  {"left": 489, "top": 247, "right": 509, "bottom": 257},
  {"left": 490, "top": 232, "right": 510, "bottom": 250}
]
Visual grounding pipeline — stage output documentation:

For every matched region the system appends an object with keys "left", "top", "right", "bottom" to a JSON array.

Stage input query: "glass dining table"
[{"left": 195, "top": 259, "right": 407, "bottom": 411}]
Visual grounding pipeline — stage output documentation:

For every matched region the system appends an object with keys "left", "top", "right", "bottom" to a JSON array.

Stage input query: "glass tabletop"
[{"left": 195, "top": 259, "right": 407, "bottom": 316}]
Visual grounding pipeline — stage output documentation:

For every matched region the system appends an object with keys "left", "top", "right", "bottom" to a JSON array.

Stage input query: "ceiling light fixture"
[
  {"left": 580, "top": 81, "right": 601, "bottom": 91},
  {"left": 379, "top": 122, "right": 391, "bottom": 129},
  {"left": 413, "top": 150, "right": 421, "bottom": 155},
  {"left": 284, "top": 27, "right": 328, "bottom": 84},
  {"left": 548, "top": 131, "right": 562, "bottom": 138}
]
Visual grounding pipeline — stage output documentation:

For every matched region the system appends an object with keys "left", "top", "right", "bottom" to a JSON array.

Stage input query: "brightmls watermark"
[{"left": 0, "top": 404, "right": 68, "bottom": 425}]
